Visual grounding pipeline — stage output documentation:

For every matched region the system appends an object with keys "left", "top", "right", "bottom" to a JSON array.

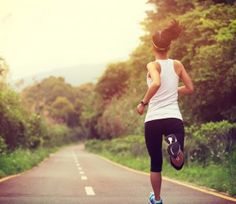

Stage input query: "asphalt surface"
[{"left": 0, "top": 144, "right": 235, "bottom": 204}]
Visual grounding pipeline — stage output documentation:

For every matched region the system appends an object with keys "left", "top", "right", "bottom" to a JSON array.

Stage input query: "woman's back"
[{"left": 145, "top": 59, "right": 182, "bottom": 122}]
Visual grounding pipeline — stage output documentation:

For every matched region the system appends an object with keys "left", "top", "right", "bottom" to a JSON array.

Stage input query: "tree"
[
  {"left": 50, "top": 96, "right": 77, "bottom": 126},
  {"left": 95, "top": 62, "right": 130, "bottom": 101}
]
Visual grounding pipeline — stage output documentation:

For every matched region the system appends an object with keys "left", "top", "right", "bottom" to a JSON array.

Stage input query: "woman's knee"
[{"left": 150, "top": 157, "right": 163, "bottom": 172}]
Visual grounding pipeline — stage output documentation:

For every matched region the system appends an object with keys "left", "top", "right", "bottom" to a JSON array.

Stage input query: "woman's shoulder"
[
  {"left": 146, "top": 61, "right": 161, "bottom": 73},
  {"left": 172, "top": 59, "right": 183, "bottom": 66},
  {"left": 172, "top": 59, "right": 184, "bottom": 76},
  {"left": 146, "top": 60, "right": 156, "bottom": 66},
  {"left": 146, "top": 60, "right": 161, "bottom": 69}
]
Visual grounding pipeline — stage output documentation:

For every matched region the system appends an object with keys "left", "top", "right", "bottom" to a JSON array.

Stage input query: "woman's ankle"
[{"left": 155, "top": 194, "right": 161, "bottom": 201}]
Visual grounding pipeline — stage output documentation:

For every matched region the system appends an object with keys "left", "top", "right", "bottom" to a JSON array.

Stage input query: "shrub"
[
  {"left": 0, "top": 136, "right": 7, "bottom": 155},
  {"left": 186, "top": 121, "right": 236, "bottom": 165}
]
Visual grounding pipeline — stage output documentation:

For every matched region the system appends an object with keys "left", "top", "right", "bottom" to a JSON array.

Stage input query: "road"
[{"left": 0, "top": 144, "right": 235, "bottom": 204}]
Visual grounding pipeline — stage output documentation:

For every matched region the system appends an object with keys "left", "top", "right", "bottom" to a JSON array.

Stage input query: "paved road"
[{"left": 0, "top": 144, "right": 235, "bottom": 204}]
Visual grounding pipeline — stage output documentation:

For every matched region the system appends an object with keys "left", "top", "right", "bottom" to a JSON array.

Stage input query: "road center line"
[
  {"left": 79, "top": 171, "right": 85, "bottom": 174},
  {"left": 73, "top": 154, "right": 79, "bottom": 163},
  {"left": 81, "top": 176, "right": 88, "bottom": 180},
  {"left": 85, "top": 186, "right": 95, "bottom": 196}
]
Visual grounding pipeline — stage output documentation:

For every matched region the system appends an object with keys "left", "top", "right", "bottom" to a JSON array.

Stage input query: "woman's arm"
[
  {"left": 136, "top": 62, "right": 161, "bottom": 115},
  {"left": 142, "top": 62, "right": 161, "bottom": 103},
  {"left": 175, "top": 60, "right": 194, "bottom": 95}
]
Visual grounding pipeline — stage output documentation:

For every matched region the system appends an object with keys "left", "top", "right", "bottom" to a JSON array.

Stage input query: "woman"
[{"left": 136, "top": 20, "right": 194, "bottom": 204}]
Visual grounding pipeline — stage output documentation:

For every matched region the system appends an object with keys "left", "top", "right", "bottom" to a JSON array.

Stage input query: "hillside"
[{"left": 10, "top": 63, "right": 106, "bottom": 91}]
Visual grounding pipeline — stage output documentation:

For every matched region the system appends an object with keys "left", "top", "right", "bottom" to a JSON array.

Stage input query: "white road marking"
[
  {"left": 73, "top": 154, "right": 79, "bottom": 162},
  {"left": 78, "top": 167, "right": 82, "bottom": 170},
  {"left": 81, "top": 176, "right": 88, "bottom": 180},
  {"left": 85, "top": 186, "right": 95, "bottom": 196},
  {"left": 79, "top": 171, "right": 85, "bottom": 174}
]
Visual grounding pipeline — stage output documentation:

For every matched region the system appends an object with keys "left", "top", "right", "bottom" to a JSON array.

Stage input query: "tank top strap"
[{"left": 156, "top": 59, "right": 177, "bottom": 78}]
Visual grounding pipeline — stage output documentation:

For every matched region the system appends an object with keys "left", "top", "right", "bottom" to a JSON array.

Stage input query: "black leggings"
[{"left": 144, "top": 118, "right": 185, "bottom": 172}]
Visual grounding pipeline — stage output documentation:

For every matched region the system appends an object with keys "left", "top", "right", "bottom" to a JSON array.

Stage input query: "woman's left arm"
[{"left": 136, "top": 62, "right": 161, "bottom": 115}]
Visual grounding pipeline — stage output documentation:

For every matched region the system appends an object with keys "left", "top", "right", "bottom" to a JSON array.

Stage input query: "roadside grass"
[
  {"left": 0, "top": 147, "right": 58, "bottom": 179},
  {"left": 85, "top": 135, "right": 236, "bottom": 196}
]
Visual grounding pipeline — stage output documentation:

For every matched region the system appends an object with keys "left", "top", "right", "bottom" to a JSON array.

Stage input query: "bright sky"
[{"left": 0, "top": 0, "right": 151, "bottom": 80}]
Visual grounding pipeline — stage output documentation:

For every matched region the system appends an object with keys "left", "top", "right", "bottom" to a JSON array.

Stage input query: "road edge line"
[{"left": 94, "top": 153, "right": 236, "bottom": 202}]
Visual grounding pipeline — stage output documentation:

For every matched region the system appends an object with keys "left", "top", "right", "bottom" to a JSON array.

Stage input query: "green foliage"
[
  {"left": 178, "top": 4, "right": 236, "bottom": 122},
  {"left": 95, "top": 62, "right": 130, "bottom": 101},
  {"left": 50, "top": 96, "right": 78, "bottom": 126},
  {"left": 227, "top": 147, "right": 236, "bottom": 195},
  {"left": 95, "top": 94, "right": 145, "bottom": 139},
  {"left": 22, "top": 76, "right": 76, "bottom": 107},
  {"left": 185, "top": 121, "right": 236, "bottom": 165},
  {"left": 45, "top": 123, "right": 72, "bottom": 146},
  {"left": 22, "top": 76, "right": 88, "bottom": 128},
  {"left": 0, "top": 79, "right": 78, "bottom": 150},
  {"left": 0, "top": 147, "right": 57, "bottom": 178},
  {"left": 0, "top": 87, "right": 27, "bottom": 149},
  {"left": 25, "top": 114, "right": 47, "bottom": 148},
  {"left": 0, "top": 137, "right": 7, "bottom": 155}
]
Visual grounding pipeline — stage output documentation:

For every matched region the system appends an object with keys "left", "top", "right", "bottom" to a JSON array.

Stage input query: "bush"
[
  {"left": 186, "top": 121, "right": 236, "bottom": 165},
  {"left": 25, "top": 114, "right": 48, "bottom": 148},
  {"left": 43, "top": 123, "right": 72, "bottom": 146},
  {"left": 86, "top": 135, "right": 148, "bottom": 158},
  {"left": 0, "top": 88, "right": 27, "bottom": 149},
  {"left": 95, "top": 94, "right": 145, "bottom": 139},
  {"left": 0, "top": 147, "right": 57, "bottom": 178},
  {"left": 0, "top": 136, "right": 7, "bottom": 155}
]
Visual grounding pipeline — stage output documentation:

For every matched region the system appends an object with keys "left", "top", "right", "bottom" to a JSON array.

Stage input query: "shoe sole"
[{"left": 167, "top": 142, "right": 181, "bottom": 158}]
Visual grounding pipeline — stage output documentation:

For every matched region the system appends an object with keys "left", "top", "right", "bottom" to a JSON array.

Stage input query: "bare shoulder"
[
  {"left": 173, "top": 59, "right": 184, "bottom": 68},
  {"left": 146, "top": 61, "right": 161, "bottom": 72},
  {"left": 173, "top": 59, "right": 184, "bottom": 76},
  {"left": 146, "top": 61, "right": 156, "bottom": 69}
]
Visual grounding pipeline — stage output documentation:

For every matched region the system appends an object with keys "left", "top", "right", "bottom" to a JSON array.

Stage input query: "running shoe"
[
  {"left": 149, "top": 192, "right": 163, "bottom": 204},
  {"left": 165, "top": 134, "right": 181, "bottom": 159}
]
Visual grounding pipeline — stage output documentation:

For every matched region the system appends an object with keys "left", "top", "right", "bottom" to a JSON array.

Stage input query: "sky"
[{"left": 0, "top": 0, "right": 151, "bottom": 80}]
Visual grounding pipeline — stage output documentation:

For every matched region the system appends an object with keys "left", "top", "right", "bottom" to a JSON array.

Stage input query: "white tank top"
[{"left": 145, "top": 59, "right": 182, "bottom": 122}]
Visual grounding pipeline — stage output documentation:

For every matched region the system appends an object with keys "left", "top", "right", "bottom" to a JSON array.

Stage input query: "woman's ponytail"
[
  {"left": 152, "top": 20, "right": 182, "bottom": 52},
  {"left": 162, "top": 20, "right": 182, "bottom": 43}
]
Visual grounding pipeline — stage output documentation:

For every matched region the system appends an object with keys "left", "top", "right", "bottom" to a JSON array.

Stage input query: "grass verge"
[
  {"left": 85, "top": 135, "right": 236, "bottom": 196},
  {"left": 0, "top": 147, "right": 58, "bottom": 179}
]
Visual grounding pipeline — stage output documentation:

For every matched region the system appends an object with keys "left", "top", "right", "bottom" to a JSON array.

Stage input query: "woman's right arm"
[{"left": 175, "top": 60, "right": 194, "bottom": 95}]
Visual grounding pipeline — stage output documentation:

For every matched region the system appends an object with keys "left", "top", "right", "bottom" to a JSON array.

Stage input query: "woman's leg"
[
  {"left": 150, "top": 172, "right": 162, "bottom": 200},
  {"left": 145, "top": 120, "right": 163, "bottom": 201},
  {"left": 164, "top": 119, "right": 185, "bottom": 170}
]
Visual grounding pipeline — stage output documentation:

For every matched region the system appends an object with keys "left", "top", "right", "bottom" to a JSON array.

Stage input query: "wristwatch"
[{"left": 140, "top": 100, "right": 148, "bottom": 106}]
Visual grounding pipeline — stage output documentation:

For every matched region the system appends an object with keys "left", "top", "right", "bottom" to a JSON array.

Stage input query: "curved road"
[{"left": 0, "top": 144, "right": 235, "bottom": 204}]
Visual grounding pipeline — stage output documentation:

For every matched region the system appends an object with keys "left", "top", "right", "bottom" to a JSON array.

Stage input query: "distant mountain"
[{"left": 11, "top": 63, "right": 107, "bottom": 91}]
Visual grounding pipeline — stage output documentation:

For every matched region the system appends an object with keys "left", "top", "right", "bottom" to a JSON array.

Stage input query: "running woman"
[{"left": 136, "top": 20, "right": 194, "bottom": 204}]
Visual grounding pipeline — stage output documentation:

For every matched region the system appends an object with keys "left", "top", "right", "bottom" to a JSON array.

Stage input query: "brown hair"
[{"left": 152, "top": 20, "right": 182, "bottom": 52}]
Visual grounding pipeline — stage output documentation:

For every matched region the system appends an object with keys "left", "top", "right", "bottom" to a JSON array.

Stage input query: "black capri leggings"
[{"left": 144, "top": 118, "right": 185, "bottom": 172}]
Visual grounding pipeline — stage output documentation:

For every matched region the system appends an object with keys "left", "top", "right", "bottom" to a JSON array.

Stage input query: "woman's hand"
[{"left": 136, "top": 103, "right": 145, "bottom": 115}]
